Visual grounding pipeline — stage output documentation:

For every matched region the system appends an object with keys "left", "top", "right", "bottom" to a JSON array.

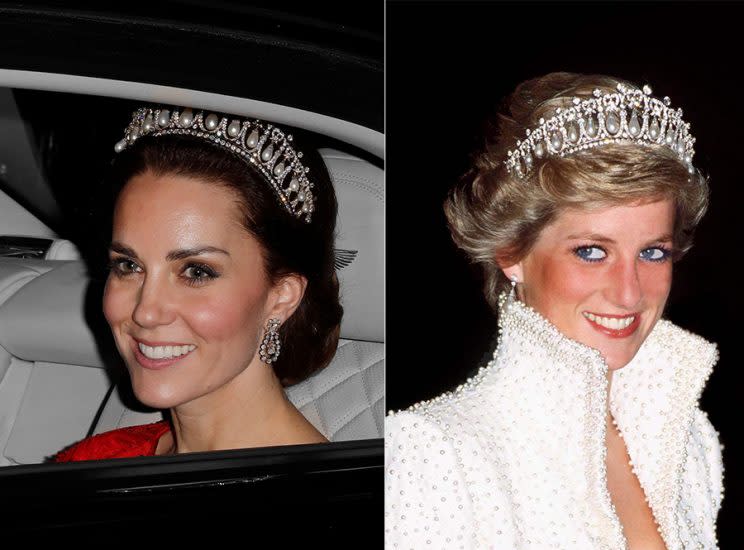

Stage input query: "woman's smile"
[
  {"left": 581, "top": 311, "right": 640, "bottom": 338},
  {"left": 130, "top": 336, "right": 198, "bottom": 370}
]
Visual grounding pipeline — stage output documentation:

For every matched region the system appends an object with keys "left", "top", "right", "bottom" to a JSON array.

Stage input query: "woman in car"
[
  {"left": 54, "top": 106, "right": 341, "bottom": 460},
  {"left": 385, "top": 73, "right": 723, "bottom": 548}
]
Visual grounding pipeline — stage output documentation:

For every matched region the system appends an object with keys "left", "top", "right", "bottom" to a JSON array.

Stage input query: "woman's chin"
[
  {"left": 130, "top": 381, "right": 182, "bottom": 410},
  {"left": 606, "top": 359, "right": 630, "bottom": 372},
  {"left": 579, "top": 333, "right": 644, "bottom": 372}
]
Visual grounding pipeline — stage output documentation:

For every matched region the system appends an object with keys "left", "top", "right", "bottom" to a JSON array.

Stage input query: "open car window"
[
  {"left": 0, "top": 86, "right": 383, "bottom": 465},
  {"left": 0, "top": 2, "right": 382, "bottom": 538}
]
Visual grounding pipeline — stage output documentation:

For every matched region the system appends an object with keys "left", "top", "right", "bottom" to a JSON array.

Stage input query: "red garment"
[{"left": 53, "top": 421, "right": 171, "bottom": 463}]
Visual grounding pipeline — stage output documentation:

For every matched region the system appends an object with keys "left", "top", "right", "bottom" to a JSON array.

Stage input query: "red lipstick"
[{"left": 582, "top": 312, "right": 641, "bottom": 338}]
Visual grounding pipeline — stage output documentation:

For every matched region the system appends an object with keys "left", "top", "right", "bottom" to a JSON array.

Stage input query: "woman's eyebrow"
[
  {"left": 648, "top": 233, "right": 673, "bottom": 243},
  {"left": 108, "top": 243, "right": 230, "bottom": 261},
  {"left": 565, "top": 233, "right": 616, "bottom": 243},
  {"left": 109, "top": 241, "right": 138, "bottom": 258},
  {"left": 165, "top": 246, "right": 230, "bottom": 261},
  {"left": 564, "top": 233, "right": 673, "bottom": 244}
]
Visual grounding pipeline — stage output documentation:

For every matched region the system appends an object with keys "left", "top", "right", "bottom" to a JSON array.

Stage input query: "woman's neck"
[{"left": 159, "top": 359, "right": 327, "bottom": 455}]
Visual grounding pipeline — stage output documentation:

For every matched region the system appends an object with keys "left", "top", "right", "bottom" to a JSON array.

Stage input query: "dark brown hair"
[{"left": 107, "top": 132, "right": 342, "bottom": 386}]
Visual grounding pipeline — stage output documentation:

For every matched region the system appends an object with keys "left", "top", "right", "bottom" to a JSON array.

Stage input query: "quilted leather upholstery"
[{"left": 286, "top": 340, "right": 384, "bottom": 440}]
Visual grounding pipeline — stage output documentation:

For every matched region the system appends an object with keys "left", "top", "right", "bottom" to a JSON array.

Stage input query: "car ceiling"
[{"left": 0, "top": 1, "right": 383, "bottom": 132}]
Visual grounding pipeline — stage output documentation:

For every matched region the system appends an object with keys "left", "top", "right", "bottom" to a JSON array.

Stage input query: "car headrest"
[
  {"left": 45, "top": 238, "right": 81, "bottom": 260},
  {"left": 0, "top": 261, "right": 114, "bottom": 368},
  {"left": 321, "top": 149, "right": 383, "bottom": 343}
]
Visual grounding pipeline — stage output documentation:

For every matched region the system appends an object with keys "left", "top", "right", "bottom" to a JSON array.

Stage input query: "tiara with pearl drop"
[
  {"left": 505, "top": 83, "right": 696, "bottom": 179},
  {"left": 114, "top": 107, "right": 315, "bottom": 223}
]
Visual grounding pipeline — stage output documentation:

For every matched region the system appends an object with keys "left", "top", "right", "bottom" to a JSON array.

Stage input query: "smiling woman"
[
  {"left": 53, "top": 107, "right": 341, "bottom": 460},
  {"left": 385, "top": 73, "right": 722, "bottom": 549},
  {"left": 505, "top": 200, "right": 675, "bottom": 371}
]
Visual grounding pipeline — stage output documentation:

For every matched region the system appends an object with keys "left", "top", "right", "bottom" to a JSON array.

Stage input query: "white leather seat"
[
  {"left": 0, "top": 149, "right": 383, "bottom": 465},
  {"left": 45, "top": 238, "right": 81, "bottom": 260},
  {"left": 0, "top": 259, "right": 108, "bottom": 466}
]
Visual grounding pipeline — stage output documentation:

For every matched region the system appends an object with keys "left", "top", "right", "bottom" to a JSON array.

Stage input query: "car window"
[{"left": 0, "top": 87, "right": 383, "bottom": 469}]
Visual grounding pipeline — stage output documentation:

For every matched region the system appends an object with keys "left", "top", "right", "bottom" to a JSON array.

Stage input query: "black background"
[
  {"left": 0, "top": 2, "right": 383, "bottom": 132},
  {"left": 387, "top": 0, "right": 742, "bottom": 543}
]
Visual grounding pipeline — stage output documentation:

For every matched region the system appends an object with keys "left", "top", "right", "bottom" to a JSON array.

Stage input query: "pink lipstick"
[{"left": 130, "top": 338, "right": 196, "bottom": 370}]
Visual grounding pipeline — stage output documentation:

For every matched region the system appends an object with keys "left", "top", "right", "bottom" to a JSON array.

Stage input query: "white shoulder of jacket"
[
  {"left": 386, "top": 410, "right": 477, "bottom": 549},
  {"left": 386, "top": 404, "right": 517, "bottom": 550}
]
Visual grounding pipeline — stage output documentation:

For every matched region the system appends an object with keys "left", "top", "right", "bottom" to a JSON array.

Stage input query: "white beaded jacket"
[{"left": 386, "top": 296, "right": 723, "bottom": 549}]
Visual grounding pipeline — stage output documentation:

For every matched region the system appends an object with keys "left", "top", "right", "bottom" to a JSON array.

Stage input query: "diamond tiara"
[
  {"left": 114, "top": 107, "right": 315, "bottom": 223},
  {"left": 505, "top": 83, "right": 696, "bottom": 179}
]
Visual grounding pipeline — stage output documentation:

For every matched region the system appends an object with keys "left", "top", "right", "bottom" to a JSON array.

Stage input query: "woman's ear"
[
  {"left": 499, "top": 263, "right": 523, "bottom": 285},
  {"left": 265, "top": 274, "right": 308, "bottom": 323}
]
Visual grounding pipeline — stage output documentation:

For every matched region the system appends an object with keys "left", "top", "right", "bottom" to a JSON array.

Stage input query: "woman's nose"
[
  {"left": 132, "top": 274, "right": 176, "bottom": 328},
  {"left": 606, "top": 257, "right": 642, "bottom": 309}
]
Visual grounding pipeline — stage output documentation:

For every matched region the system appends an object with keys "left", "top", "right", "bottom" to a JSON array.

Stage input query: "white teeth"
[
  {"left": 582, "top": 313, "right": 635, "bottom": 330},
  {"left": 138, "top": 342, "right": 196, "bottom": 360}
]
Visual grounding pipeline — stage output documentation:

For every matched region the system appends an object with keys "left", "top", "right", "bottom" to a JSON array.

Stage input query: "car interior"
[{"left": 0, "top": 73, "right": 384, "bottom": 466}]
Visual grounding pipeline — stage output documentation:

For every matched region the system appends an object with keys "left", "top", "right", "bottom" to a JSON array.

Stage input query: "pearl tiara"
[
  {"left": 505, "top": 83, "right": 696, "bottom": 179},
  {"left": 114, "top": 107, "right": 315, "bottom": 223}
]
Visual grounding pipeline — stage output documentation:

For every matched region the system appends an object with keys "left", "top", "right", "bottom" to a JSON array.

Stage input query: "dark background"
[
  {"left": 0, "top": 1, "right": 382, "bottom": 131},
  {"left": 387, "top": 0, "right": 742, "bottom": 543}
]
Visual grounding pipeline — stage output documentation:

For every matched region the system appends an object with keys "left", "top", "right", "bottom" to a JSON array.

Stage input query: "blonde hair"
[{"left": 444, "top": 72, "right": 709, "bottom": 311}]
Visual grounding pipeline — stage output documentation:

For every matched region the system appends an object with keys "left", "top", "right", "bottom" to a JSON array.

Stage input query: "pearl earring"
[{"left": 509, "top": 275, "right": 520, "bottom": 302}]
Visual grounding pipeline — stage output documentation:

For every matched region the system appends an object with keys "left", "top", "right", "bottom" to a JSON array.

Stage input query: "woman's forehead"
[
  {"left": 546, "top": 200, "right": 675, "bottom": 238},
  {"left": 112, "top": 172, "right": 248, "bottom": 248}
]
